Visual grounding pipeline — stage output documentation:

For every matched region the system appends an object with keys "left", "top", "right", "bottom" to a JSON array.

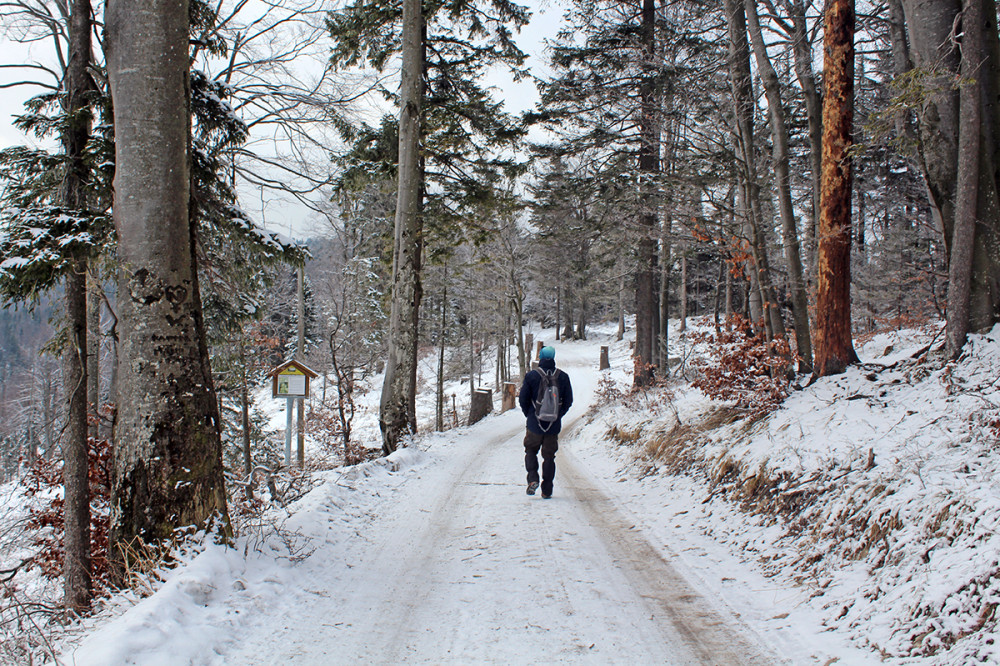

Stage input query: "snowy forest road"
[{"left": 223, "top": 353, "right": 774, "bottom": 665}]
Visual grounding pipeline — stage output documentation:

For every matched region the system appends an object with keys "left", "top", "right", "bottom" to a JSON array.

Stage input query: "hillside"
[{"left": 575, "top": 321, "right": 1000, "bottom": 663}]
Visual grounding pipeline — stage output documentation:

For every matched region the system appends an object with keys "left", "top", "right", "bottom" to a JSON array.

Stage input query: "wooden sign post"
[{"left": 271, "top": 359, "right": 318, "bottom": 467}]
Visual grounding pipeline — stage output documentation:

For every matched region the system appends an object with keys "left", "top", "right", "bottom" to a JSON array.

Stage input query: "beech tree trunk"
[
  {"left": 899, "top": 0, "right": 960, "bottom": 248},
  {"left": 887, "top": 0, "right": 914, "bottom": 138},
  {"left": 106, "top": 0, "right": 230, "bottom": 553},
  {"left": 725, "top": 0, "right": 786, "bottom": 343},
  {"left": 902, "top": 0, "right": 1000, "bottom": 338},
  {"left": 745, "top": 0, "right": 813, "bottom": 372},
  {"left": 379, "top": 0, "right": 424, "bottom": 454},
  {"left": 814, "top": 0, "right": 860, "bottom": 376},
  {"left": 946, "top": 0, "right": 984, "bottom": 358},
  {"left": 62, "top": 0, "right": 93, "bottom": 613}
]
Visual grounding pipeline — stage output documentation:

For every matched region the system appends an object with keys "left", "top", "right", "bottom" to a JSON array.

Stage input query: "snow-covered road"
[
  {"left": 220, "top": 348, "right": 773, "bottom": 665},
  {"left": 63, "top": 341, "right": 786, "bottom": 665}
]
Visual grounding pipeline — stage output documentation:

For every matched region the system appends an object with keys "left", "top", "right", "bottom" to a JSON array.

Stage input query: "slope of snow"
[{"left": 575, "top": 320, "right": 1000, "bottom": 664}]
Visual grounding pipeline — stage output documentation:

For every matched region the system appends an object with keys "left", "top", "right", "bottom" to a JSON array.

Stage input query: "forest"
[{"left": 0, "top": 0, "right": 998, "bottom": 662}]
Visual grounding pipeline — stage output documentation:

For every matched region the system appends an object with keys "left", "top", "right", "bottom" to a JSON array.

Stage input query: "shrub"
[
  {"left": 689, "top": 316, "right": 791, "bottom": 419},
  {"left": 21, "top": 434, "right": 112, "bottom": 595}
]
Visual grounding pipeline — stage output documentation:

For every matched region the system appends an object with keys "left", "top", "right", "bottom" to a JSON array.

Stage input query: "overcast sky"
[{"left": 0, "top": 0, "right": 567, "bottom": 238}]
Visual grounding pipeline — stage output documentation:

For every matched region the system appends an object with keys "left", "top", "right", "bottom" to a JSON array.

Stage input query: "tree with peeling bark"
[
  {"left": 814, "top": 0, "right": 859, "bottom": 376},
  {"left": 105, "top": 0, "right": 230, "bottom": 558}
]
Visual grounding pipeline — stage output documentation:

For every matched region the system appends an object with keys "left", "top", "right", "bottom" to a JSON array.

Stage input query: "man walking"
[{"left": 519, "top": 345, "right": 573, "bottom": 499}]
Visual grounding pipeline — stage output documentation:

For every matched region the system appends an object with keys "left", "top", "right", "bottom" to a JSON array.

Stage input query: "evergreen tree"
[
  {"left": 531, "top": 0, "right": 724, "bottom": 383},
  {"left": 327, "top": 0, "right": 529, "bottom": 451}
]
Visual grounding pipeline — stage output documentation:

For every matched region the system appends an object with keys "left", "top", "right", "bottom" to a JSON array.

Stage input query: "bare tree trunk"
[
  {"left": 296, "top": 266, "right": 305, "bottom": 468},
  {"left": 634, "top": 0, "right": 659, "bottom": 387},
  {"left": 658, "top": 219, "right": 670, "bottom": 368},
  {"left": 436, "top": 278, "right": 447, "bottom": 432},
  {"left": 513, "top": 288, "right": 526, "bottom": 378},
  {"left": 468, "top": 318, "right": 475, "bottom": 399},
  {"left": 746, "top": 0, "right": 813, "bottom": 372},
  {"left": 86, "top": 272, "right": 100, "bottom": 439},
  {"left": 617, "top": 274, "right": 625, "bottom": 341},
  {"left": 737, "top": 182, "right": 763, "bottom": 325},
  {"left": 379, "top": 0, "right": 424, "bottom": 454},
  {"left": 63, "top": 266, "right": 90, "bottom": 611},
  {"left": 725, "top": 255, "right": 734, "bottom": 325},
  {"left": 788, "top": 0, "right": 823, "bottom": 274},
  {"left": 899, "top": 0, "right": 960, "bottom": 251},
  {"left": 725, "top": 0, "right": 785, "bottom": 342},
  {"left": 555, "top": 285, "right": 561, "bottom": 340},
  {"left": 106, "top": 0, "right": 230, "bottom": 553},
  {"left": 62, "top": 0, "right": 93, "bottom": 613},
  {"left": 887, "top": 0, "right": 914, "bottom": 138},
  {"left": 946, "top": 0, "right": 984, "bottom": 358},
  {"left": 43, "top": 365, "right": 54, "bottom": 459},
  {"left": 814, "top": 0, "right": 860, "bottom": 376},
  {"left": 679, "top": 251, "right": 688, "bottom": 333},
  {"left": 239, "top": 339, "right": 253, "bottom": 500}
]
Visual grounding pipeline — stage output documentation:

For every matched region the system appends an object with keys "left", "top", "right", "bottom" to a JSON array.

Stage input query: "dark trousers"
[{"left": 524, "top": 430, "right": 559, "bottom": 495}]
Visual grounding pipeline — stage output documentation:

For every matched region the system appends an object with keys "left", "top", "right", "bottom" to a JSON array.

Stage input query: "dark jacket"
[{"left": 519, "top": 358, "right": 573, "bottom": 435}]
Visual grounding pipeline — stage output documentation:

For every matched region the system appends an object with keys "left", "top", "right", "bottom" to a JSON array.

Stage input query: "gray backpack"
[{"left": 534, "top": 369, "right": 562, "bottom": 431}]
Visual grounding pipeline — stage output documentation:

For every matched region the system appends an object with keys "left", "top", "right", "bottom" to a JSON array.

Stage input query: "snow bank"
[
  {"left": 60, "top": 444, "right": 431, "bottom": 665},
  {"left": 580, "top": 320, "right": 1000, "bottom": 663}
]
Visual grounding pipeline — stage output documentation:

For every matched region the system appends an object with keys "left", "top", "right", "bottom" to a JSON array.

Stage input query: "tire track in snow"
[
  {"left": 557, "top": 447, "right": 773, "bottom": 665},
  {"left": 223, "top": 363, "right": 774, "bottom": 664}
]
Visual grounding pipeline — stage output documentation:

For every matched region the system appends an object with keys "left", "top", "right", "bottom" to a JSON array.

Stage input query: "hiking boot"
[
  {"left": 541, "top": 492, "right": 551, "bottom": 499},
  {"left": 526, "top": 481, "right": 539, "bottom": 496}
]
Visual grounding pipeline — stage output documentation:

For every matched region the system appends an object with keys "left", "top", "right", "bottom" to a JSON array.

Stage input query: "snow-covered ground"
[{"left": 6, "top": 319, "right": 999, "bottom": 664}]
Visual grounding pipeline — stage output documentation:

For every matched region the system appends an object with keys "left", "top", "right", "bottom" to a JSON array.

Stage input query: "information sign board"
[{"left": 271, "top": 360, "right": 318, "bottom": 399}]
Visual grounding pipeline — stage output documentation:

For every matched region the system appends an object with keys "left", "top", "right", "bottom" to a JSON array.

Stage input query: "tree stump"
[
  {"left": 600, "top": 346, "right": 610, "bottom": 370},
  {"left": 536, "top": 340, "right": 544, "bottom": 358},
  {"left": 501, "top": 382, "right": 518, "bottom": 412},
  {"left": 468, "top": 389, "right": 493, "bottom": 425}
]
